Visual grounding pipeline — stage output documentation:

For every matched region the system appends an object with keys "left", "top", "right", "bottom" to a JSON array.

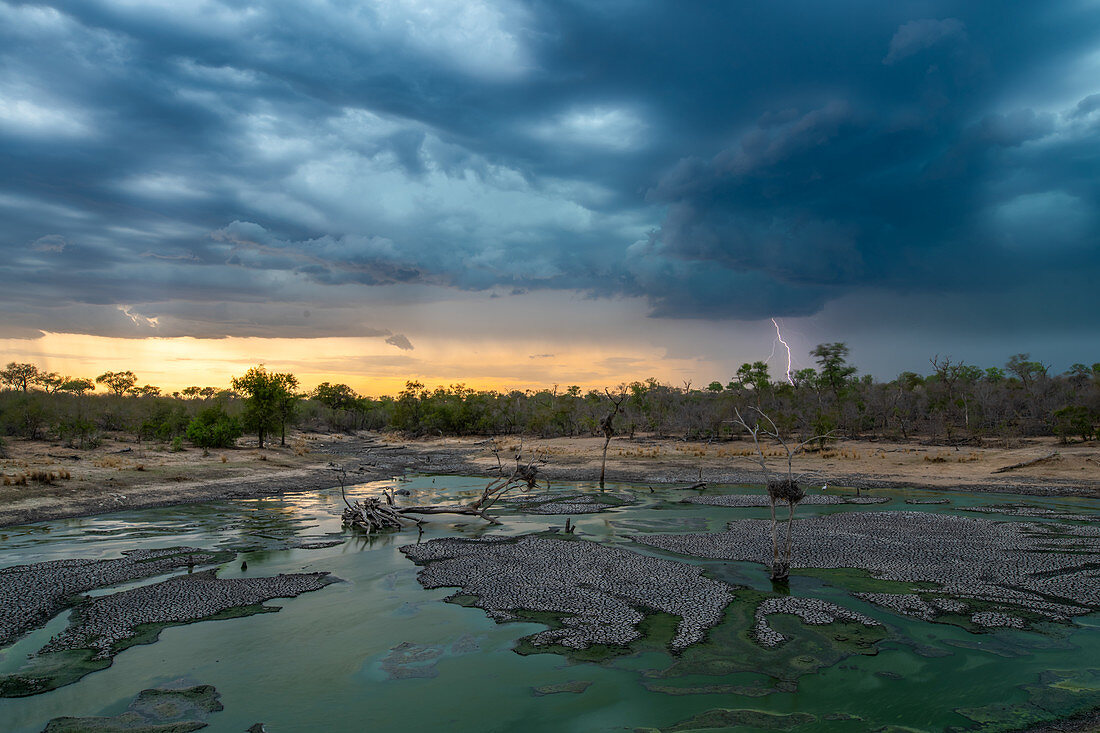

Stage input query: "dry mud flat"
[{"left": 1, "top": 432, "right": 1098, "bottom": 527}]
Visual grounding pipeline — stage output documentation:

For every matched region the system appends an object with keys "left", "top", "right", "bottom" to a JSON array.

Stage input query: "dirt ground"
[{"left": 1, "top": 432, "right": 1098, "bottom": 528}]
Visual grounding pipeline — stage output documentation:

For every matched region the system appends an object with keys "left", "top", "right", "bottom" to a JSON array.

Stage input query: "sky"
[{"left": 1, "top": 0, "right": 1098, "bottom": 394}]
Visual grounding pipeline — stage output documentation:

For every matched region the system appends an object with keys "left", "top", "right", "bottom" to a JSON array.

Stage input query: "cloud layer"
[{"left": 1, "top": 0, "right": 1098, "bottom": 367}]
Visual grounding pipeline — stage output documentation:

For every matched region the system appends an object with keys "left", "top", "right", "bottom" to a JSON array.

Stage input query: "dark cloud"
[
  {"left": 0, "top": 0, "right": 1098, "bottom": 364},
  {"left": 883, "top": 18, "right": 967, "bottom": 66},
  {"left": 385, "top": 333, "right": 414, "bottom": 351}
]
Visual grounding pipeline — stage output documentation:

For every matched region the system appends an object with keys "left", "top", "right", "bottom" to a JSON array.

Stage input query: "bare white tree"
[{"left": 730, "top": 406, "right": 832, "bottom": 581}]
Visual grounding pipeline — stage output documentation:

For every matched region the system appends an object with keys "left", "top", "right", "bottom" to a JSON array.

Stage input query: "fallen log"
[
  {"left": 992, "top": 451, "right": 1059, "bottom": 474},
  {"left": 341, "top": 452, "right": 544, "bottom": 533}
]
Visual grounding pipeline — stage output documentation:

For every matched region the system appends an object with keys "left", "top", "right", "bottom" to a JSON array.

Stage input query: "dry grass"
[{"left": 2, "top": 469, "right": 72, "bottom": 486}]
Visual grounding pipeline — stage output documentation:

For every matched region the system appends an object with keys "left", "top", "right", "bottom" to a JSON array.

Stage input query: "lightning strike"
[{"left": 771, "top": 318, "right": 794, "bottom": 385}]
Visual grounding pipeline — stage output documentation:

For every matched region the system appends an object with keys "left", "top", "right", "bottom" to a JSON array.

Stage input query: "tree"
[
  {"left": 598, "top": 387, "right": 627, "bottom": 488},
  {"left": 730, "top": 406, "right": 832, "bottom": 582},
  {"left": 231, "top": 365, "right": 297, "bottom": 448},
  {"left": 1, "top": 363, "right": 40, "bottom": 392},
  {"left": 1052, "top": 405, "right": 1094, "bottom": 443},
  {"left": 186, "top": 406, "right": 243, "bottom": 448},
  {"left": 1005, "top": 354, "right": 1048, "bottom": 390},
  {"left": 130, "top": 384, "right": 161, "bottom": 397},
  {"left": 182, "top": 386, "right": 203, "bottom": 399},
  {"left": 96, "top": 371, "right": 137, "bottom": 397},
  {"left": 36, "top": 372, "right": 65, "bottom": 393},
  {"left": 58, "top": 378, "right": 95, "bottom": 395},
  {"left": 735, "top": 361, "right": 772, "bottom": 395},
  {"left": 311, "top": 382, "right": 359, "bottom": 410},
  {"left": 274, "top": 373, "right": 300, "bottom": 446},
  {"left": 810, "top": 343, "right": 857, "bottom": 399}
]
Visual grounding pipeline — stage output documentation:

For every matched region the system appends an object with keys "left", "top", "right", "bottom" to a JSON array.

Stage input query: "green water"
[{"left": 1, "top": 478, "right": 1098, "bottom": 732}]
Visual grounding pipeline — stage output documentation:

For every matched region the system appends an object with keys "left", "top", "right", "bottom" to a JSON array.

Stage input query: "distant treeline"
[{"left": 1, "top": 345, "right": 1098, "bottom": 450}]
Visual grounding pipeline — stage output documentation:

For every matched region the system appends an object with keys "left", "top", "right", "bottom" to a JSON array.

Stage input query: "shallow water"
[{"left": 0, "top": 478, "right": 1098, "bottom": 732}]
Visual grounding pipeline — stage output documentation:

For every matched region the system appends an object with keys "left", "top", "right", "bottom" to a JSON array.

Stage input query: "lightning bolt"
[{"left": 771, "top": 318, "right": 794, "bottom": 385}]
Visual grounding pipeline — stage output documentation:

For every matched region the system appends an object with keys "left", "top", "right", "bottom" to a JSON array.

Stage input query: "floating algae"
[
  {"left": 635, "top": 707, "right": 817, "bottom": 732},
  {"left": 42, "top": 684, "right": 223, "bottom": 733}
]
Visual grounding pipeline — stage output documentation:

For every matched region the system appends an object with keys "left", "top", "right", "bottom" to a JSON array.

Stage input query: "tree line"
[{"left": 1, "top": 344, "right": 1098, "bottom": 451}]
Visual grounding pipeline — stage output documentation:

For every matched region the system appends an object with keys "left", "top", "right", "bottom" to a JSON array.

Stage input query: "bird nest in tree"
[{"left": 766, "top": 478, "right": 805, "bottom": 505}]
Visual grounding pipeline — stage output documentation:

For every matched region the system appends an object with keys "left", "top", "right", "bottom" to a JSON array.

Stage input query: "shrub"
[
  {"left": 138, "top": 403, "right": 190, "bottom": 442},
  {"left": 186, "top": 406, "right": 242, "bottom": 448},
  {"left": 1052, "top": 405, "right": 1095, "bottom": 443}
]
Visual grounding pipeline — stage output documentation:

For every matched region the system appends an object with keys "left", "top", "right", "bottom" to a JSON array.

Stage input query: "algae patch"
[{"left": 41, "top": 684, "right": 223, "bottom": 732}]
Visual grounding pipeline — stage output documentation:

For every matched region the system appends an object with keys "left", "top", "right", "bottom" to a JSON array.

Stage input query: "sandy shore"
[{"left": 2, "top": 432, "right": 1098, "bottom": 528}]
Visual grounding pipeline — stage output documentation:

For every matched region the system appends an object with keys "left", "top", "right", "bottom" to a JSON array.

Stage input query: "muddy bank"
[{"left": 2, "top": 433, "right": 1098, "bottom": 528}]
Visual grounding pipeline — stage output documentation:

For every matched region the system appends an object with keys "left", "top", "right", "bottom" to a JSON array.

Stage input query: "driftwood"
[
  {"left": 341, "top": 452, "right": 544, "bottom": 533},
  {"left": 992, "top": 451, "right": 1059, "bottom": 474}
]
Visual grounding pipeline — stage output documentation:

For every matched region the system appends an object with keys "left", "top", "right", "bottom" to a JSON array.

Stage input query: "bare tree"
[
  {"left": 730, "top": 406, "right": 831, "bottom": 582},
  {"left": 599, "top": 387, "right": 626, "bottom": 488}
]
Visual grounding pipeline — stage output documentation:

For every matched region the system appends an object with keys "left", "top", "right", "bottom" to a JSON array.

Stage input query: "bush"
[
  {"left": 1052, "top": 405, "right": 1095, "bottom": 442},
  {"left": 138, "top": 403, "right": 190, "bottom": 442},
  {"left": 186, "top": 406, "right": 242, "bottom": 448}
]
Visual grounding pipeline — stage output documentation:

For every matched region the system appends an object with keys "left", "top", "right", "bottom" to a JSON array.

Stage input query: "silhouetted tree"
[
  {"left": 95, "top": 371, "right": 137, "bottom": 397},
  {"left": 1, "top": 363, "right": 40, "bottom": 392}
]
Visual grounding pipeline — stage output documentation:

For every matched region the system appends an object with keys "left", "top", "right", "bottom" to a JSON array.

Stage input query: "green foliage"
[
  {"left": 1006, "top": 353, "right": 1048, "bottom": 388},
  {"left": 138, "top": 403, "right": 190, "bottom": 442},
  {"left": 95, "top": 371, "right": 137, "bottom": 397},
  {"left": 230, "top": 365, "right": 296, "bottom": 448},
  {"left": 811, "top": 343, "right": 857, "bottom": 397},
  {"left": 54, "top": 417, "right": 98, "bottom": 449},
  {"left": 1052, "top": 405, "right": 1095, "bottom": 443},
  {"left": 735, "top": 361, "right": 771, "bottom": 393},
  {"left": 186, "top": 406, "right": 242, "bottom": 448},
  {"left": 311, "top": 382, "right": 359, "bottom": 410},
  {"left": 0, "top": 394, "right": 51, "bottom": 439}
]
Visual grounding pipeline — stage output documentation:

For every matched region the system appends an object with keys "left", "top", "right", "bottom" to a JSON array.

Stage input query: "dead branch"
[
  {"left": 342, "top": 451, "right": 545, "bottom": 532},
  {"left": 992, "top": 451, "right": 1059, "bottom": 474},
  {"left": 728, "top": 406, "right": 833, "bottom": 582}
]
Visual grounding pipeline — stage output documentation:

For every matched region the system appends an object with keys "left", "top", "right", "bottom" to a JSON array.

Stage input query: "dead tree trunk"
[
  {"left": 731, "top": 407, "right": 826, "bottom": 582},
  {"left": 599, "top": 388, "right": 626, "bottom": 489}
]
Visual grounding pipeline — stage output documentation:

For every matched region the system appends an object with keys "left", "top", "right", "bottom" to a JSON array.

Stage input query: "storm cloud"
[{"left": 1, "top": 0, "right": 1098, "bottom": 361}]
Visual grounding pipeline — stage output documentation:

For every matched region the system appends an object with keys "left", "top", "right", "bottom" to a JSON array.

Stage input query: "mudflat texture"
[
  {"left": 684, "top": 494, "right": 889, "bottom": 507},
  {"left": 402, "top": 535, "right": 732, "bottom": 650},
  {"left": 639, "top": 511, "right": 1100, "bottom": 623},
  {"left": 0, "top": 548, "right": 228, "bottom": 648},
  {"left": 41, "top": 569, "right": 338, "bottom": 659}
]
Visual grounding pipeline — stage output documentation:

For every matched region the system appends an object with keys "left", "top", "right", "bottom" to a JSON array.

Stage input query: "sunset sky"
[{"left": 2, "top": 1, "right": 1098, "bottom": 394}]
